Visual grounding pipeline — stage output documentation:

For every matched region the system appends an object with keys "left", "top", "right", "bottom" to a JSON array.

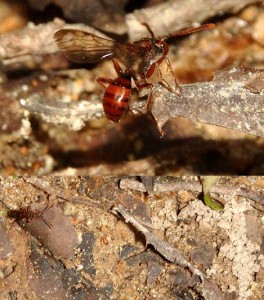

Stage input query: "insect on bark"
[
  {"left": 7, "top": 206, "right": 52, "bottom": 229},
  {"left": 54, "top": 23, "right": 215, "bottom": 121}
]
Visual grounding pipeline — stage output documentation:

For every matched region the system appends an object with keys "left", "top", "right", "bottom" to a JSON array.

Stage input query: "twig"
[
  {"left": 19, "top": 88, "right": 103, "bottom": 131},
  {"left": 16, "top": 67, "right": 264, "bottom": 137},
  {"left": 0, "top": 19, "right": 113, "bottom": 61},
  {"left": 24, "top": 177, "right": 156, "bottom": 228},
  {"left": 119, "top": 178, "right": 148, "bottom": 192},
  {"left": 23, "top": 177, "right": 103, "bottom": 210},
  {"left": 0, "top": 19, "right": 111, "bottom": 72},
  {"left": 111, "top": 204, "right": 226, "bottom": 300},
  {"left": 119, "top": 177, "right": 264, "bottom": 205},
  {"left": 0, "top": 19, "right": 65, "bottom": 73},
  {"left": 112, "top": 204, "right": 204, "bottom": 273},
  {"left": 150, "top": 67, "right": 264, "bottom": 137},
  {"left": 127, "top": 0, "right": 261, "bottom": 40},
  {"left": 27, "top": 0, "right": 128, "bottom": 35}
]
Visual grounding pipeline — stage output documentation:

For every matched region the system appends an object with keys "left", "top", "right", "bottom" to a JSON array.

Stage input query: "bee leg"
[
  {"left": 157, "top": 59, "right": 182, "bottom": 96},
  {"left": 112, "top": 59, "right": 124, "bottom": 77},
  {"left": 96, "top": 77, "right": 114, "bottom": 90}
]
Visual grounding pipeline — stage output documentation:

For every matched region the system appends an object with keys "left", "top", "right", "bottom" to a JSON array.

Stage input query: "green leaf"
[
  {"left": 201, "top": 176, "right": 225, "bottom": 211},
  {"left": 203, "top": 192, "right": 224, "bottom": 211}
]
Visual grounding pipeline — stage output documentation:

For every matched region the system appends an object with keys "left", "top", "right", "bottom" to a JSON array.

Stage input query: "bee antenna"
[
  {"left": 141, "top": 22, "right": 155, "bottom": 39},
  {"left": 161, "top": 36, "right": 168, "bottom": 41}
]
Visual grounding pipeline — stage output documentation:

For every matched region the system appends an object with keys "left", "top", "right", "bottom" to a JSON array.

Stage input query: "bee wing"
[{"left": 54, "top": 29, "right": 119, "bottom": 63}]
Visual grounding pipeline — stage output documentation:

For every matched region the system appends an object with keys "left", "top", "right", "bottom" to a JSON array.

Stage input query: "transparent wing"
[{"left": 54, "top": 29, "right": 120, "bottom": 63}]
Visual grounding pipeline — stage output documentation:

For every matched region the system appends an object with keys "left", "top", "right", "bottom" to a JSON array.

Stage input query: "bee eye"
[{"left": 156, "top": 41, "right": 163, "bottom": 48}]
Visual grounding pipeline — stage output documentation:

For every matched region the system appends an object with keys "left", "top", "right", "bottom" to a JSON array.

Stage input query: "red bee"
[
  {"left": 96, "top": 59, "right": 132, "bottom": 122},
  {"left": 54, "top": 23, "right": 215, "bottom": 119},
  {"left": 7, "top": 206, "right": 52, "bottom": 229}
]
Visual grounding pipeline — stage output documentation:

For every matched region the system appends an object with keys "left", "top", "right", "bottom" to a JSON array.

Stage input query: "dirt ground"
[{"left": 0, "top": 176, "right": 263, "bottom": 300}]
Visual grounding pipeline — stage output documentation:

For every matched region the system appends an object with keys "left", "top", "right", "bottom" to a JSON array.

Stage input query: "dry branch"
[
  {"left": 23, "top": 177, "right": 103, "bottom": 209},
  {"left": 0, "top": 19, "right": 112, "bottom": 61},
  {"left": 119, "top": 177, "right": 264, "bottom": 205},
  {"left": 0, "top": 19, "right": 63, "bottom": 59},
  {"left": 127, "top": 0, "right": 262, "bottom": 40},
  {"left": 27, "top": 0, "right": 128, "bottom": 35},
  {"left": 111, "top": 204, "right": 226, "bottom": 300},
  {"left": 151, "top": 67, "right": 264, "bottom": 137},
  {"left": 18, "top": 67, "right": 264, "bottom": 137},
  {"left": 19, "top": 86, "right": 103, "bottom": 131},
  {"left": 0, "top": 19, "right": 110, "bottom": 72}
]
